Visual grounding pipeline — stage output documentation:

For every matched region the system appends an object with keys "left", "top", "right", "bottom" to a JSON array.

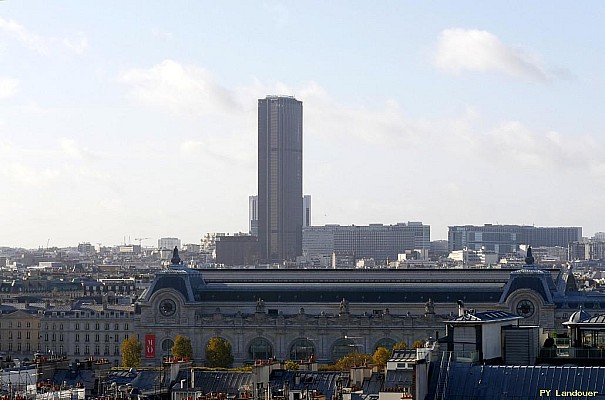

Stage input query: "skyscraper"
[
  {"left": 258, "top": 95, "right": 303, "bottom": 262},
  {"left": 302, "top": 195, "right": 311, "bottom": 228},
  {"left": 249, "top": 195, "right": 258, "bottom": 236}
]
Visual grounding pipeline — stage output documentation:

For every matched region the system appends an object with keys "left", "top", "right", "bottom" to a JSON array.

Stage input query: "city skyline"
[{"left": 2, "top": 2, "right": 605, "bottom": 248}]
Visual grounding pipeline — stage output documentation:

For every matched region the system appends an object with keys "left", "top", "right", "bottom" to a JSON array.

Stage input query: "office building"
[
  {"left": 303, "top": 222, "right": 430, "bottom": 265},
  {"left": 215, "top": 234, "right": 260, "bottom": 266},
  {"left": 257, "top": 95, "right": 303, "bottom": 263},
  {"left": 448, "top": 224, "right": 581, "bottom": 257},
  {"left": 158, "top": 237, "right": 181, "bottom": 250}
]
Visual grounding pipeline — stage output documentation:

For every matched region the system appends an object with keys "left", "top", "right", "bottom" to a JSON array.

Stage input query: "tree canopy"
[
  {"left": 372, "top": 347, "right": 391, "bottom": 369},
  {"left": 205, "top": 337, "right": 234, "bottom": 368},
  {"left": 121, "top": 336, "right": 142, "bottom": 368},
  {"left": 284, "top": 360, "right": 300, "bottom": 370},
  {"left": 172, "top": 335, "right": 193, "bottom": 360},
  {"left": 335, "top": 351, "right": 372, "bottom": 371},
  {"left": 392, "top": 341, "right": 408, "bottom": 350}
]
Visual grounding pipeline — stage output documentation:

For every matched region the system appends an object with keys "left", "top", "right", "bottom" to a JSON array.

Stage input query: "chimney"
[{"left": 457, "top": 300, "right": 465, "bottom": 317}]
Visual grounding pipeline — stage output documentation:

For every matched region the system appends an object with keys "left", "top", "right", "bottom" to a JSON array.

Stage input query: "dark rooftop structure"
[{"left": 428, "top": 363, "right": 605, "bottom": 400}]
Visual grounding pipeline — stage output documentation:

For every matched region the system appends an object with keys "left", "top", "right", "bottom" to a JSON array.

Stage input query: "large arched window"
[
  {"left": 161, "top": 338, "right": 174, "bottom": 354},
  {"left": 248, "top": 337, "right": 273, "bottom": 361},
  {"left": 289, "top": 338, "right": 315, "bottom": 361},
  {"left": 331, "top": 338, "right": 356, "bottom": 362},
  {"left": 374, "top": 338, "right": 396, "bottom": 351}
]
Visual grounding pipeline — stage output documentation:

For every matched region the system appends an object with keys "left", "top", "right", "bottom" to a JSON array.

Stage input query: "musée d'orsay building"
[{"left": 136, "top": 249, "right": 594, "bottom": 366}]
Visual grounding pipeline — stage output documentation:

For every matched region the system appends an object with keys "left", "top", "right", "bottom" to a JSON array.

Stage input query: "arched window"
[
  {"left": 161, "top": 338, "right": 174, "bottom": 354},
  {"left": 289, "top": 338, "right": 315, "bottom": 362},
  {"left": 331, "top": 338, "right": 356, "bottom": 362},
  {"left": 374, "top": 338, "right": 396, "bottom": 351},
  {"left": 248, "top": 337, "right": 273, "bottom": 361}
]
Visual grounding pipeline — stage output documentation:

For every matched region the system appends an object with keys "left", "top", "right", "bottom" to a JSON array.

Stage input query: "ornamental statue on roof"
[
  {"left": 256, "top": 298, "right": 265, "bottom": 313},
  {"left": 425, "top": 298, "right": 435, "bottom": 315},
  {"left": 339, "top": 298, "right": 350, "bottom": 315},
  {"left": 171, "top": 246, "right": 182, "bottom": 265},
  {"left": 525, "top": 246, "right": 535, "bottom": 266}
]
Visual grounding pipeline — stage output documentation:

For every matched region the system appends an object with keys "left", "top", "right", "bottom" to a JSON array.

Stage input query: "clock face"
[
  {"left": 516, "top": 299, "right": 535, "bottom": 318},
  {"left": 159, "top": 298, "right": 177, "bottom": 317}
]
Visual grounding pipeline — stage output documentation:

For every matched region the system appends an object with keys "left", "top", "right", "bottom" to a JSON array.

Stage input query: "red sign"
[{"left": 145, "top": 335, "right": 156, "bottom": 358}]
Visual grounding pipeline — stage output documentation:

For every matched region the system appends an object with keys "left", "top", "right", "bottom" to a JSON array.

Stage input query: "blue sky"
[{"left": 1, "top": 1, "right": 605, "bottom": 248}]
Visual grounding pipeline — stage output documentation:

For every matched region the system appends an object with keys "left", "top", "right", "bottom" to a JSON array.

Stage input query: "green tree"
[
  {"left": 284, "top": 360, "right": 300, "bottom": 370},
  {"left": 335, "top": 351, "right": 372, "bottom": 371},
  {"left": 172, "top": 335, "right": 193, "bottom": 360},
  {"left": 372, "top": 347, "right": 391, "bottom": 369},
  {"left": 392, "top": 341, "right": 407, "bottom": 350},
  {"left": 121, "top": 336, "right": 142, "bottom": 368},
  {"left": 205, "top": 337, "right": 234, "bottom": 368}
]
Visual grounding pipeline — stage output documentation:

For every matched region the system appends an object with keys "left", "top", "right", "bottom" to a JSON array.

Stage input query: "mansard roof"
[
  {"left": 499, "top": 267, "right": 558, "bottom": 304},
  {"left": 140, "top": 266, "right": 605, "bottom": 308},
  {"left": 140, "top": 265, "right": 206, "bottom": 302}
]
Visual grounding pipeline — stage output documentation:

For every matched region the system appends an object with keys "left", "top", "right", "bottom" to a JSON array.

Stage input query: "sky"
[{"left": 1, "top": 2, "right": 605, "bottom": 249}]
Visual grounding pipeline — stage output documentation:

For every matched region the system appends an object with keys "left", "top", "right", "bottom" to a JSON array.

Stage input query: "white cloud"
[
  {"left": 118, "top": 61, "right": 605, "bottom": 178},
  {"left": 0, "top": 16, "right": 88, "bottom": 55},
  {"left": 60, "top": 138, "right": 99, "bottom": 161},
  {"left": 61, "top": 33, "right": 89, "bottom": 55},
  {"left": 480, "top": 121, "right": 605, "bottom": 174},
  {"left": 434, "top": 28, "right": 550, "bottom": 81},
  {"left": 0, "top": 138, "right": 108, "bottom": 189},
  {"left": 0, "top": 78, "right": 18, "bottom": 99},
  {"left": 0, "top": 16, "right": 47, "bottom": 54},
  {"left": 300, "top": 82, "right": 427, "bottom": 146},
  {"left": 119, "top": 60, "right": 239, "bottom": 115}
]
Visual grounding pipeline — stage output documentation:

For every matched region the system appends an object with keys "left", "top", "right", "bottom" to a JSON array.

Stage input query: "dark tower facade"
[{"left": 258, "top": 95, "right": 303, "bottom": 263}]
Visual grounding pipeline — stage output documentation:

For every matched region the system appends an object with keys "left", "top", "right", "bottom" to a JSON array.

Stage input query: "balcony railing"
[{"left": 540, "top": 347, "right": 605, "bottom": 359}]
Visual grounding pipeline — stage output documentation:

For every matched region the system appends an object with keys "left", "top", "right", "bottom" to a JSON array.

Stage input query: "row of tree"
[
  {"left": 121, "top": 337, "right": 423, "bottom": 370},
  {"left": 121, "top": 336, "right": 232, "bottom": 368}
]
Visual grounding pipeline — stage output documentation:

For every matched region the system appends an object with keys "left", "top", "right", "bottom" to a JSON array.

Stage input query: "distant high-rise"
[
  {"left": 303, "top": 195, "right": 311, "bottom": 228},
  {"left": 249, "top": 195, "right": 258, "bottom": 236},
  {"left": 303, "top": 222, "right": 430, "bottom": 265},
  {"left": 448, "top": 224, "right": 582, "bottom": 256},
  {"left": 258, "top": 95, "right": 303, "bottom": 262},
  {"left": 158, "top": 237, "right": 181, "bottom": 250}
]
